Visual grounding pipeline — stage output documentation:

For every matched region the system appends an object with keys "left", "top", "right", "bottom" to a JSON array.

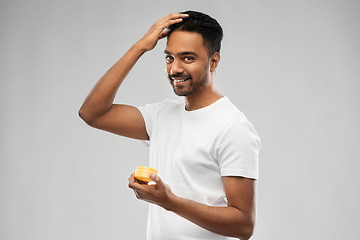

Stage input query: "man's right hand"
[
  {"left": 79, "top": 13, "right": 188, "bottom": 140},
  {"left": 135, "top": 13, "right": 189, "bottom": 52}
]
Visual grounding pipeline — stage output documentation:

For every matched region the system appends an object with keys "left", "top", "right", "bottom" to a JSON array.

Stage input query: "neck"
[{"left": 184, "top": 75, "right": 223, "bottom": 111}]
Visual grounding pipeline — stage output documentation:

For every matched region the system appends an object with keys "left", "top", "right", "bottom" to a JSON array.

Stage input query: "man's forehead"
[{"left": 165, "top": 31, "right": 207, "bottom": 56}]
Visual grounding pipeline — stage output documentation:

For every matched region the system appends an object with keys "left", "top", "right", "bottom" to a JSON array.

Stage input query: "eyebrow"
[{"left": 164, "top": 50, "right": 198, "bottom": 57}]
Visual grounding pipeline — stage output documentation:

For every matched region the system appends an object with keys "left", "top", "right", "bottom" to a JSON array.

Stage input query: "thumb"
[
  {"left": 159, "top": 28, "right": 170, "bottom": 39},
  {"left": 149, "top": 173, "right": 162, "bottom": 185}
]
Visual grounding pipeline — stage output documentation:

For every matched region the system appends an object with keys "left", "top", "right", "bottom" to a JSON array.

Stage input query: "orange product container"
[{"left": 134, "top": 166, "right": 157, "bottom": 184}]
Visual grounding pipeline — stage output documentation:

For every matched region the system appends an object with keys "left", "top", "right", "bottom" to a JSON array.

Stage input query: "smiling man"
[
  {"left": 79, "top": 11, "right": 260, "bottom": 240},
  {"left": 165, "top": 31, "right": 215, "bottom": 99}
]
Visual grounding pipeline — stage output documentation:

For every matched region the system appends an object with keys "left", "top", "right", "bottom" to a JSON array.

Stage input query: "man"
[{"left": 79, "top": 11, "right": 260, "bottom": 240}]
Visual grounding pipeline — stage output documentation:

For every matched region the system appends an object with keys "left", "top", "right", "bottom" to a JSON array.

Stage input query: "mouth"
[
  {"left": 170, "top": 76, "right": 191, "bottom": 84},
  {"left": 173, "top": 78, "right": 190, "bottom": 83}
]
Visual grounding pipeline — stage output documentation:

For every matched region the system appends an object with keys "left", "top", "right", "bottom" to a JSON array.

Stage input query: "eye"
[
  {"left": 165, "top": 55, "right": 174, "bottom": 63},
  {"left": 184, "top": 56, "right": 195, "bottom": 62}
]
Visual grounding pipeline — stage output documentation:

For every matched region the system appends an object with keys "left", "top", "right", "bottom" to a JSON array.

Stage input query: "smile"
[
  {"left": 174, "top": 79, "right": 187, "bottom": 83},
  {"left": 171, "top": 77, "right": 191, "bottom": 83}
]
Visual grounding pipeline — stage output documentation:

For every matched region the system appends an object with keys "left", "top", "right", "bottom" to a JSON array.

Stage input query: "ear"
[{"left": 210, "top": 52, "right": 220, "bottom": 72}]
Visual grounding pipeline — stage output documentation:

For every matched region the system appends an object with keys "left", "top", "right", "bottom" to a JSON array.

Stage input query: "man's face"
[{"left": 165, "top": 31, "right": 212, "bottom": 97}]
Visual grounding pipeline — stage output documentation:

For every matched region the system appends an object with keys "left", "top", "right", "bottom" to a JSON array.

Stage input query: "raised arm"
[{"left": 78, "top": 13, "right": 188, "bottom": 140}]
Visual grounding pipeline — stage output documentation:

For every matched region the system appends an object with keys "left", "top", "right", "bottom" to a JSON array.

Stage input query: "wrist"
[
  {"left": 163, "top": 192, "right": 178, "bottom": 211},
  {"left": 132, "top": 41, "right": 150, "bottom": 54}
]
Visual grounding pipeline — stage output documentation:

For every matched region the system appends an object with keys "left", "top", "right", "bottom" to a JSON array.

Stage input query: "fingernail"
[{"left": 149, "top": 173, "right": 156, "bottom": 179}]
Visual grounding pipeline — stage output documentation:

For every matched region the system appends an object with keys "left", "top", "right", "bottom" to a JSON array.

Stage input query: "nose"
[{"left": 170, "top": 59, "right": 184, "bottom": 75}]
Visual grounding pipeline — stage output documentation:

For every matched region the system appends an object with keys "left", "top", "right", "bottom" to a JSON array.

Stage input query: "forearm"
[
  {"left": 129, "top": 172, "right": 255, "bottom": 239},
  {"left": 79, "top": 13, "right": 188, "bottom": 124},
  {"left": 166, "top": 194, "right": 254, "bottom": 239},
  {"left": 78, "top": 43, "right": 146, "bottom": 123}
]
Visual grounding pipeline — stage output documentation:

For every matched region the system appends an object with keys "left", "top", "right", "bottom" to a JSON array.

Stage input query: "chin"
[
  {"left": 173, "top": 90, "right": 188, "bottom": 97},
  {"left": 173, "top": 85, "right": 195, "bottom": 96}
]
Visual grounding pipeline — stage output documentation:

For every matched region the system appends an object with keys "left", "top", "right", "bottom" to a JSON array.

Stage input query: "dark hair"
[{"left": 167, "top": 10, "right": 223, "bottom": 56}]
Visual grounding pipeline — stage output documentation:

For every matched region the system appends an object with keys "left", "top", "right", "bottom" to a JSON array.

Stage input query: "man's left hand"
[{"left": 128, "top": 172, "right": 175, "bottom": 210}]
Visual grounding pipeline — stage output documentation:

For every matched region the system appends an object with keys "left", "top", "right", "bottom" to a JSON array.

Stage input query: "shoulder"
[
  {"left": 215, "top": 97, "right": 261, "bottom": 147},
  {"left": 212, "top": 97, "right": 250, "bottom": 126}
]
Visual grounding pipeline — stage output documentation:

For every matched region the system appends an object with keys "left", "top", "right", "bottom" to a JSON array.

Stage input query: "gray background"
[{"left": 1, "top": 0, "right": 359, "bottom": 239}]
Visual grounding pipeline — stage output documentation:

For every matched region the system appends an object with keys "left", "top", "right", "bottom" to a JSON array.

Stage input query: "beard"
[{"left": 169, "top": 69, "right": 210, "bottom": 97}]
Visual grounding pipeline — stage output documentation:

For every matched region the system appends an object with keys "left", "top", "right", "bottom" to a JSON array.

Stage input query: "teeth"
[
  {"left": 173, "top": 78, "right": 189, "bottom": 83},
  {"left": 174, "top": 79, "right": 185, "bottom": 83}
]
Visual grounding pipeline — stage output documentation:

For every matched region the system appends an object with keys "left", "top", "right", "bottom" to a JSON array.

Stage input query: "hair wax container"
[{"left": 134, "top": 166, "right": 157, "bottom": 184}]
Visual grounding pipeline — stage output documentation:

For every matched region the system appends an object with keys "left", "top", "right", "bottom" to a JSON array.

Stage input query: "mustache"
[{"left": 168, "top": 73, "right": 192, "bottom": 79}]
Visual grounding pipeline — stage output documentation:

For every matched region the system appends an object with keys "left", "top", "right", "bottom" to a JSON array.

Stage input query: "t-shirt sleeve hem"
[
  {"left": 220, "top": 169, "right": 259, "bottom": 179},
  {"left": 136, "top": 106, "right": 150, "bottom": 148}
]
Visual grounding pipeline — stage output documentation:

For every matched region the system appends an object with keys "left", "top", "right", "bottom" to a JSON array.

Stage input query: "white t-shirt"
[{"left": 137, "top": 96, "right": 261, "bottom": 240}]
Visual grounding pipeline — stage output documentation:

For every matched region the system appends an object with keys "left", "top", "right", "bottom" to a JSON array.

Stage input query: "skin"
[
  {"left": 165, "top": 31, "right": 221, "bottom": 104},
  {"left": 79, "top": 13, "right": 256, "bottom": 239}
]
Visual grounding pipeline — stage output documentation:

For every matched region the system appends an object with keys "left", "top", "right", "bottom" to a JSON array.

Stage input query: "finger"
[
  {"left": 159, "top": 28, "right": 170, "bottom": 39},
  {"left": 133, "top": 189, "right": 140, "bottom": 199},
  {"left": 158, "top": 13, "right": 189, "bottom": 28},
  {"left": 157, "top": 18, "right": 183, "bottom": 31},
  {"left": 161, "top": 13, "right": 188, "bottom": 20},
  {"left": 166, "top": 13, "right": 189, "bottom": 20},
  {"left": 129, "top": 178, "right": 151, "bottom": 192},
  {"left": 147, "top": 13, "right": 187, "bottom": 41},
  {"left": 128, "top": 172, "right": 134, "bottom": 181},
  {"left": 129, "top": 182, "right": 146, "bottom": 193},
  {"left": 128, "top": 172, "right": 136, "bottom": 183},
  {"left": 149, "top": 173, "right": 162, "bottom": 187},
  {"left": 128, "top": 173, "right": 143, "bottom": 190}
]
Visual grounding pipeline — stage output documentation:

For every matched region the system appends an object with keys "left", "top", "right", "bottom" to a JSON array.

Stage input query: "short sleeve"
[
  {"left": 217, "top": 120, "right": 261, "bottom": 179},
  {"left": 137, "top": 99, "right": 179, "bottom": 147}
]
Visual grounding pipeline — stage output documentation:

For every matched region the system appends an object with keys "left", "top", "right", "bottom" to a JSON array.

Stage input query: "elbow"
[
  {"left": 237, "top": 223, "right": 254, "bottom": 240},
  {"left": 78, "top": 107, "right": 95, "bottom": 126},
  {"left": 230, "top": 217, "right": 254, "bottom": 240},
  {"left": 239, "top": 224, "right": 254, "bottom": 240}
]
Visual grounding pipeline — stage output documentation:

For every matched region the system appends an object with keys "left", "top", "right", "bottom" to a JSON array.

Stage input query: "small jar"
[{"left": 134, "top": 166, "right": 157, "bottom": 185}]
